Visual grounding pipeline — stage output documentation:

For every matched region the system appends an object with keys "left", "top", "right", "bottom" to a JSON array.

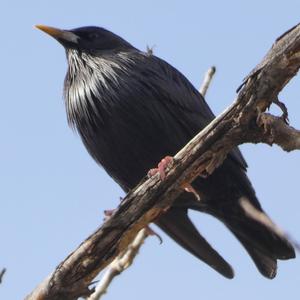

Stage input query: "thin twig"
[
  {"left": 199, "top": 66, "right": 216, "bottom": 97},
  {"left": 0, "top": 268, "right": 6, "bottom": 284}
]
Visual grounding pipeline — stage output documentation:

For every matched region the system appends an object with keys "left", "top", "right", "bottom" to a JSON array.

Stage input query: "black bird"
[{"left": 36, "top": 25, "right": 295, "bottom": 279}]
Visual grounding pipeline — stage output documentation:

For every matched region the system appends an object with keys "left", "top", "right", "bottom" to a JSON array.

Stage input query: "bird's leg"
[
  {"left": 144, "top": 226, "right": 163, "bottom": 244},
  {"left": 148, "top": 155, "right": 202, "bottom": 201},
  {"left": 148, "top": 156, "right": 174, "bottom": 180},
  {"left": 181, "top": 182, "right": 201, "bottom": 201}
]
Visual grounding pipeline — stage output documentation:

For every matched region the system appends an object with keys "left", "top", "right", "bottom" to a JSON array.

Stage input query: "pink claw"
[{"left": 148, "top": 156, "right": 173, "bottom": 180}]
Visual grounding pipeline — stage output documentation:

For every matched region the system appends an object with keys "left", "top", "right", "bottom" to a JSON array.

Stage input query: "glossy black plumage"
[{"left": 37, "top": 25, "right": 295, "bottom": 278}]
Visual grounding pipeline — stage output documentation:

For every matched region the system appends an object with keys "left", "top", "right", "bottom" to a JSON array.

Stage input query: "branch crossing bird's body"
[{"left": 37, "top": 25, "right": 295, "bottom": 279}]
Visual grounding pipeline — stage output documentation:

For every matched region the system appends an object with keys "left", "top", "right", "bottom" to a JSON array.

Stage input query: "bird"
[{"left": 36, "top": 25, "right": 295, "bottom": 279}]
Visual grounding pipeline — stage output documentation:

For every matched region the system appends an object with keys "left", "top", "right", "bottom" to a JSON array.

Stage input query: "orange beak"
[{"left": 35, "top": 25, "right": 79, "bottom": 44}]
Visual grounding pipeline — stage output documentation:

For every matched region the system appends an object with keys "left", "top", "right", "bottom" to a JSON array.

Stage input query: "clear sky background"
[{"left": 1, "top": 1, "right": 300, "bottom": 299}]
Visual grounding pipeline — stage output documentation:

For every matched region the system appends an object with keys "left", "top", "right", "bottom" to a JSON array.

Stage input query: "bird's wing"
[{"left": 143, "top": 53, "right": 248, "bottom": 170}]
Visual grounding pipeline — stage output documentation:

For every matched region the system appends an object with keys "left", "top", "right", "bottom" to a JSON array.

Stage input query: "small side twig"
[
  {"left": 254, "top": 113, "right": 300, "bottom": 151},
  {"left": 199, "top": 66, "right": 216, "bottom": 97},
  {"left": 0, "top": 268, "right": 6, "bottom": 284},
  {"left": 87, "top": 229, "right": 149, "bottom": 300}
]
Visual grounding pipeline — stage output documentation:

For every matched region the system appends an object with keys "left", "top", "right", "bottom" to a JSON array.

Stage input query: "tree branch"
[{"left": 26, "top": 23, "right": 300, "bottom": 300}]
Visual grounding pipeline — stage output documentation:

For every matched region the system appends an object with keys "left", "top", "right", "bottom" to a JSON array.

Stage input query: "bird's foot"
[
  {"left": 103, "top": 197, "right": 124, "bottom": 220},
  {"left": 103, "top": 208, "right": 116, "bottom": 221},
  {"left": 148, "top": 156, "right": 173, "bottom": 180},
  {"left": 181, "top": 182, "right": 201, "bottom": 201},
  {"left": 145, "top": 226, "right": 163, "bottom": 244}
]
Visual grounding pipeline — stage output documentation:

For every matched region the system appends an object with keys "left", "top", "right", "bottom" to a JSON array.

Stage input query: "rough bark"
[{"left": 25, "top": 23, "right": 300, "bottom": 300}]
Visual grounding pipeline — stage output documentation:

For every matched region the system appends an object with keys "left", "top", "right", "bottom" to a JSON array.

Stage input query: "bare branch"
[
  {"left": 87, "top": 229, "right": 149, "bottom": 300},
  {"left": 25, "top": 23, "right": 300, "bottom": 300}
]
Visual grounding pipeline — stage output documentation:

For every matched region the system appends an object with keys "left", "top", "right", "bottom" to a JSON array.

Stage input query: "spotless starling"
[{"left": 36, "top": 25, "right": 295, "bottom": 279}]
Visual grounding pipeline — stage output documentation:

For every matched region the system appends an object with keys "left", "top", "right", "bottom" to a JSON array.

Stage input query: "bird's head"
[{"left": 35, "top": 25, "right": 134, "bottom": 54}]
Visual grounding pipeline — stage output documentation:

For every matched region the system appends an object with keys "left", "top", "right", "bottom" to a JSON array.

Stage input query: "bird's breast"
[{"left": 64, "top": 58, "right": 165, "bottom": 189}]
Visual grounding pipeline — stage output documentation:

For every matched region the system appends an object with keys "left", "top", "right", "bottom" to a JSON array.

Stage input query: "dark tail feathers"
[
  {"left": 155, "top": 207, "right": 234, "bottom": 279},
  {"left": 155, "top": 196, "right": 295, "bottom": 279},
  {"left": 210, "top": 196, "right": 295, "bottom": 278}
]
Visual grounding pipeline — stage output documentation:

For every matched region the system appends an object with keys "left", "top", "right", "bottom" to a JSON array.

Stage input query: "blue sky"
[{"left": 1, "top": 1, "right": 300, "bottom": 299}]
